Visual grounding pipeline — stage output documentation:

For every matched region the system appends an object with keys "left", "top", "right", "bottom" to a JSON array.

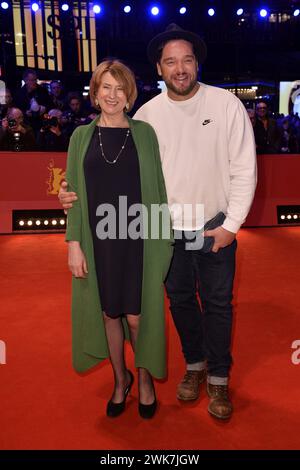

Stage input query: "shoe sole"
[
  {"left": 176, "top": 393, "right": 200, "bottom": 401},
  {"left": 139, "top": 405, "right": 157, "bottom": 419}
]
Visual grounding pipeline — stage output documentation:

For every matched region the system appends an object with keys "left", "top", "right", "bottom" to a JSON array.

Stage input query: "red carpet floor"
[{"left": 0, "top": 228, "right": 299, "bottom": 450}]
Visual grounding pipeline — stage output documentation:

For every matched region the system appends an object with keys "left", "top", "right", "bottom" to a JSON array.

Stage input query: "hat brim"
[{"left": 147, "top": 29, "right": 207, "bottom": 66}]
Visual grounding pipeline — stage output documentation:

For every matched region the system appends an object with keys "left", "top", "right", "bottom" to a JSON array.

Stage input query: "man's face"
[
  {"left": 25, "top": 73, "right": 38, "bottom": 92},
  {"left": 5, "top": 90, "right": 12, "bottom": 106},
  {"left": 69, "top": 98, "right": 81, "bottom": 113},
  {"left": 256, "top": 102, "right": 268, "bottom": 119},
  {"left": 157, "top": 39, "right": 198, "bottom": 101},
  {"left": 50, "top": 82, "right": 62, "bottom": 97}
]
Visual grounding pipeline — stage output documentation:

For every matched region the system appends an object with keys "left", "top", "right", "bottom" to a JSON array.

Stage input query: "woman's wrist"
[{"left": 68, "top": 240, "right": 80, "bottom": 246}]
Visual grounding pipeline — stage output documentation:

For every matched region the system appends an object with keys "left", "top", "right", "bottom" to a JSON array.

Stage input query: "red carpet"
[{"left": 0, "top": 228, "right": 300, "bottom": 450}]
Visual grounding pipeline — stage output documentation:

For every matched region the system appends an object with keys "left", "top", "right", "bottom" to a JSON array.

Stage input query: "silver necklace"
[{"left": 98, "top": 126, "right": 130, "bottom": 164}]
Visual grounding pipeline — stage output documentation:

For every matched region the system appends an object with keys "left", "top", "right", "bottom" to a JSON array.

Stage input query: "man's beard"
[{"left": 164, "top": 77, "right": 198, "bottom": 97}]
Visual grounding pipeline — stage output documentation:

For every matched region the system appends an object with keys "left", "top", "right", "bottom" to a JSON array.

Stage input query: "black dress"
[{"left": 84, "top": 126, "right": 143, "bottom": 318}]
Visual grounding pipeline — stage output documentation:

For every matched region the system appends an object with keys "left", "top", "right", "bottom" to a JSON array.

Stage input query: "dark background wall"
[{"left": 0, "top": 0, "right": 299, "bottom": 88}]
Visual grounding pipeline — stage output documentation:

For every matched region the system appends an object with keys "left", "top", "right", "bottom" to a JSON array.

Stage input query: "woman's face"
[{"left": 96, "top": 71, "right": 127, "bottom": 117}]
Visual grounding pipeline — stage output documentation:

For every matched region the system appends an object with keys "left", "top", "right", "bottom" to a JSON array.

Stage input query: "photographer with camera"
[
  {"left": 61, "top": 92, "right": 90, "bottom": 139},
  {"left": 37, "top": 109, "right": 69, "bottom": 152},
  {"left": 14, "top": 69, "right": 52, "bottom": 137},
  {"left": 0, "top": 107, "right": 36, "bottom": 151}
]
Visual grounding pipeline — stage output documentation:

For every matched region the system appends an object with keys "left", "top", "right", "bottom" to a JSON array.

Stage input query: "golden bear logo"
[{"left": 47, "top": 159, "right": 66, "bottom": 195}]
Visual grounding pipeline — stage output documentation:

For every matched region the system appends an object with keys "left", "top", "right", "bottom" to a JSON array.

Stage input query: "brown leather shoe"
[
  {"left": 176, "top": 369, "right": 206, "bottom": 401},
  {"left": 207, "top": 383, "right": 233, "bottom": 419}
]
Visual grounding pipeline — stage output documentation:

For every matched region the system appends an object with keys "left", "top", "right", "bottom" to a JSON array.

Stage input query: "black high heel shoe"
[
  {"left": 138, "top": 380, "right": 157, "bottom": 419},
  {"left": 106, "top": 370, "right": 134, "bottom": 418}
]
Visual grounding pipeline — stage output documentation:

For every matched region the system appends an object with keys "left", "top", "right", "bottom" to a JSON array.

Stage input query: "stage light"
[
  {"left": 179, "top": 7, "right": 187, "bottom": 15},
  {"left": 31, "top": 2, "right": 39, "bottom": 12},
  {"left": 61, "top": 3, "right": 69, "bottom": 11},
  {"left": 1, "top": 2, "right": 9, "bottom": 9},
  {"left": 151, "top": 6, "right": 160, "bottom": 16},
  {"left": 208, "top": 8, "right": 215, "bottom": 17},
  {"left": 237, "top": 8, "right": 244, "bottom": 16},
  {"left": 293, "top": 9, "right": 300, "bottom": 17},
  {"left": 278, "top": 206, "right": 300, "bottom": 224},
  {"left": 259, "top": 8, "right": 268, "bottom": 18},
  {"left": 93, "top": 4, "right": 101, "bottom": 14},
  {"left": 13, "top": 210, "right": 67, "bottom": 232},
  {"left": 124, "top": 5, "right": 131, "bottom": 13}
]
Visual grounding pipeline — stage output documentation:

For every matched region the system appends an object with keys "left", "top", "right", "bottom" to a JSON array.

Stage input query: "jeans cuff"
[{"left": 187, "top": 361, "right": 206, "bottom": 371}]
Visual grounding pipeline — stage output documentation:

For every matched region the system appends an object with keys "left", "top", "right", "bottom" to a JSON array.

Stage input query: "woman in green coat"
[{"left": 66, "top": 59, "right": 173, "bottom": 419}]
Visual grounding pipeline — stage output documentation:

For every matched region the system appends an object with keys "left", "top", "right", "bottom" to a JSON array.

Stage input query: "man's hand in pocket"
[{"left": 204, "top": 226, "right": 236, "bottom": 253}]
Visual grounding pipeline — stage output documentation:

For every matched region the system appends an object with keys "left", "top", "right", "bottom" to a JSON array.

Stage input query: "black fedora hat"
[{"left": 147, "top": 23, "right": 207, "bottom": 66}]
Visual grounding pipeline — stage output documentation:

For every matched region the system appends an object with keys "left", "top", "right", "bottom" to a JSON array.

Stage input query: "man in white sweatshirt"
[
  {"left": 133, "top": 24, "right": 256, "bottom": 419},
  {"left": 59, "top": 24, "right": 257, "bottom": 420}
]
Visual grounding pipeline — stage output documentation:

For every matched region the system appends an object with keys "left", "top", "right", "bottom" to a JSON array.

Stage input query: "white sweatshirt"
[{"left": 134, "top": 83, "right": 257, "bottom": 233}]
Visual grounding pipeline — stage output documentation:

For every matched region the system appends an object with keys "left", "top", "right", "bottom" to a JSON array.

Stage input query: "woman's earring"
[
  {"left": 95, "top": 98, "right": 99, "bottom": 107},
  {"left": 125, "top": 102, "right": 129, "bottom": 111}
]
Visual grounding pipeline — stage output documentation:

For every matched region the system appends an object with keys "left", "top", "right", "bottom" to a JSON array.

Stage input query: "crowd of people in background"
[
  {"left": 247, "top": 102, "right": 300, "bottom": 154},
  {"left": 0, "top": 69, "right": 98, "bottom": 152},
  {"left": 1, "top": 68, "right": 300, "bottom": 154}
]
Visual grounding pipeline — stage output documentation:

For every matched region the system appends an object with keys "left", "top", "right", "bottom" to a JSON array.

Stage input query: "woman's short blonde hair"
[{"left": 89, "top": 60, "right": 137, "bottom": 112}]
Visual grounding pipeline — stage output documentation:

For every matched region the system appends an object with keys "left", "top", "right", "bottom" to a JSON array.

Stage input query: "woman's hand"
[
  {"left": 68, "top": 241, "right": 88, "bottom": 278},
  {"left": 59, "top": 180, "right": 78, "bottom": 213}
]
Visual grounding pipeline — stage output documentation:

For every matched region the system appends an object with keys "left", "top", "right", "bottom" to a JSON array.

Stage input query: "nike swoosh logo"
[{"left": 202, "top": 119, "right": 213, "bottom": 126}]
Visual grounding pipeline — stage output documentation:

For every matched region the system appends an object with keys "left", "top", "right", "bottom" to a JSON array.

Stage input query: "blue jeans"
[{"left": 165, "top": 231, "right": 237, "bottom": 378}]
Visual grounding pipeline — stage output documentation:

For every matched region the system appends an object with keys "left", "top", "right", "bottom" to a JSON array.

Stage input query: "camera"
[
  {"left": 8, "top": 118, "right": 17, "bottom": 128},
  {"left": 42, "top": 115, "right": 58, "bottom": 130}
]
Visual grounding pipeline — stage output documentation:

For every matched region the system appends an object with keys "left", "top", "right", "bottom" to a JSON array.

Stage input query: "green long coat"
[{"left": 65, "top": 116, "right": 173, "bottom": 378}]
